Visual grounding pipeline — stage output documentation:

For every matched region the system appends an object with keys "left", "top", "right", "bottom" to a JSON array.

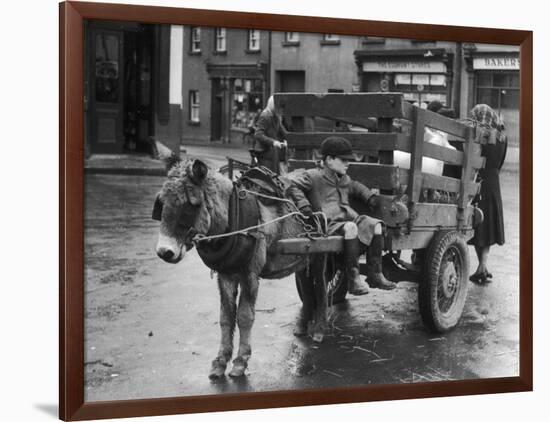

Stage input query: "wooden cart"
[{"left": 273, "top": 93, "right": 485, "bottom": 333}]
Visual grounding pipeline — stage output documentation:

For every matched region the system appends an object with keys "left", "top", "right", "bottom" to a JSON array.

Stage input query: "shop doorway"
[
  {"left": 210, "top": 78, "right": 226, "bottom": 141},
  {"left": 85, "top": 21, "right": 154, "bottom": 154},
  {"left": 211, "top": 95, "right": 223, "bottom": 141}
]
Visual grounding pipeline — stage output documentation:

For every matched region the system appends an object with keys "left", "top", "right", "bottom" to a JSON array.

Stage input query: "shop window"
[
  {"left": 190, "top": 27, "right": 201, "bottom": 53},
  {"left": 392, "top": 73, "right": 447, "bottom": 108},
  {"left": 232, "top": 78, "right": 264, "bottom": 130},
  {"left": 477, "top": 73, "right": 492, "bottom": 87},
  {"left": 248, "top": 30, "right": 260, "bottom": 52},
  {"left": 477, "top": 88, "right": 500, "bottom": 107},
  {"left": 95, "top": 34, "right": 120, "bottom": 103},
  {"left": 501, "top": 89, "right": 519, "bottom": 108},
  {"left": 475, "top": 71, "right": 519, "bottom": 113},
  {"left": 493, "top": 73, "right": 510, "bottom": 87},
  {"left": 215, "top": 28, "right": 226, "bottom": 53},
  {"left": 189, "top": 91, "right": 200, "bottom": 123}
]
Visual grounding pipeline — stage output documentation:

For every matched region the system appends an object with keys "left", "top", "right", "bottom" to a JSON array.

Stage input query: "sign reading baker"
[
  {"left": 473, "top": 56, "right": 520, "bottom": 70},
  {"left": 363, "top": 61, "right": 446, "bottom": 73}
]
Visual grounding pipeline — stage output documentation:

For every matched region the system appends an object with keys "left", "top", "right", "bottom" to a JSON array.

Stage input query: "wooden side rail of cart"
[{"left": 274, "top": 92, "right": 486, "bottom": 252}]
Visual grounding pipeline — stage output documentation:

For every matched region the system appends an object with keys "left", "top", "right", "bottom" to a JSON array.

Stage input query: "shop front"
[
  {"left": 465, "top": 51, "right": 520, "bottom": 145},
  {"left": 206, "top": 63, "right": 267, "bottom": 143},
  {"left": 84, "top": 21, "right": 181, "bottom": 156},
  {"left": 354, "top": 49, "right": 454, "bottom": 109}
]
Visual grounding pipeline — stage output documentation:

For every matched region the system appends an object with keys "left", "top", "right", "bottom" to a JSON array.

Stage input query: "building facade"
[
  {"left": 84, "top": 21, "right": 183, "bottom": 156},
  {"left": 354, "top": 38, "right": 461, "bottom": 111},
  {"left": 84, "top": 23, "right": 521, "bottom": 153},
  {"left": 270, "top": 31, "right": 362, "bottom": 131},
  {"left": 180, "top": 27, "right": 270, "bottom": 144},
  {"left": 270, "top": 32, "right": 361, "bottom": 93},
  {"left": 354, "top": 38, "right": 519, "bottom": 145}
]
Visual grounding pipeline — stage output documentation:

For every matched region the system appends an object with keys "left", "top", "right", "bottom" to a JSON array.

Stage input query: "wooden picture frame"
[{"left": 60, "top": 1, "right": 533, "bottom": 420}]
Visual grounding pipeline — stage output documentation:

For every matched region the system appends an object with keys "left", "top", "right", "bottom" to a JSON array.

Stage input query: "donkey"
[{"left": 153, "top": 158, "right": 328, "bottom": 379}]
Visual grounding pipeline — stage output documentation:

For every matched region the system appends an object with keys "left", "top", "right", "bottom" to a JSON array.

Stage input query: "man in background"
[{"left": 253, "top": 96, "right": 288, "bottom": 173}]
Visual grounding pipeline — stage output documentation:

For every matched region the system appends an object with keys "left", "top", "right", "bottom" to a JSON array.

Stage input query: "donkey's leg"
[
  {"left": 311, "top": 254, "right": 328, "bottom": 343},
  {"left": 229, "top": 274, "right": 259, "bottom": 377},
  {"left": 209, "top": 274, "right": 238, "bottom": 380}
]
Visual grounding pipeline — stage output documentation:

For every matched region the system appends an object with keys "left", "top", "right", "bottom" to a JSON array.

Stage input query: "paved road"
[{"left": 84, "top": 167, "right": 519, "bottom": 402}]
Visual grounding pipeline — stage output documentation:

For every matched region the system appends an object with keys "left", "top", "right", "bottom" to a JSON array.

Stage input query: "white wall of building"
[{"left": 169, "top": 25, "right": 183, "bottom": 105}]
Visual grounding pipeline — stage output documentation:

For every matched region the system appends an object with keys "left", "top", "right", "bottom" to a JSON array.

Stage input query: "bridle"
[{"left": 152, "top": 193, "right": 203, "bottom": 250}]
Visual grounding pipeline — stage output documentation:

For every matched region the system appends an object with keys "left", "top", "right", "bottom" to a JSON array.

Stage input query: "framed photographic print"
[{"left": 60, "top": 1, "right": 532, "bottom": 420}]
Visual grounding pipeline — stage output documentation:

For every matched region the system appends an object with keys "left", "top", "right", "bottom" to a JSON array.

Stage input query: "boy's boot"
[
  {"left": 366, "top": 235, "right": 397, "bottom": 290},
  {"left": 344, "top": 237, "right": 370, "bottom": 295}
]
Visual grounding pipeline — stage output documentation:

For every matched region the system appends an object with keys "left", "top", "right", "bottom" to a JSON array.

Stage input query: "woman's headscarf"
[{"left": 469, "top": 104, "right": 506, "bottom": 143}]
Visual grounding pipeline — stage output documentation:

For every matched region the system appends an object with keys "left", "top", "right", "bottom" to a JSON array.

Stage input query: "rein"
[
  {"left": 192, "top": 189, "right": 325, "bottom": 245},
  {"left": 193, "top": 211, "right": 303, "bottom": 244}
]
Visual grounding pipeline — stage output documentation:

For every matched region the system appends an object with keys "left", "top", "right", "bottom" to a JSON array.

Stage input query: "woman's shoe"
[{"left": 470, "top": 271, "right": 491, "bottom": 286}]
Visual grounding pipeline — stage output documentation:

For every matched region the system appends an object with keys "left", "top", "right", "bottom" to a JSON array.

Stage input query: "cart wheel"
[
  {"left": 295, "top": 255, "right": 347, "bottom": 305},
  {"left": 419, "top": 230, "right": 469, "bottom": 333},
  {"left": 326, "top": 255, "right": 348, "bottom": 304}
]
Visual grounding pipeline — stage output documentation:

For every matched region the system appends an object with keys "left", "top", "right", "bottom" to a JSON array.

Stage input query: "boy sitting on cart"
[{"left": 287, "top": 136, "right": 396, "bottom": 295}]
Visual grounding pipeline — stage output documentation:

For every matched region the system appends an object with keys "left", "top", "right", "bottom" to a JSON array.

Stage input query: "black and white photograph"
[
  {"left": 8, "top": 0, "right": 550, "bottom": 420},
  {"left": 82, "top": 20, "right": 521, "bottom": 402}
]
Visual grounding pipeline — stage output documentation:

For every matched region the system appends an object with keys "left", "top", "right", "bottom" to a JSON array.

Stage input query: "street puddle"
[{"left": 287, "top": 342, "right": 317, "bottom": 376}]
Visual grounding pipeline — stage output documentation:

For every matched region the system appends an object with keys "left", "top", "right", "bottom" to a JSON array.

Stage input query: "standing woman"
[{"left": 468, "top": 104, "right": 508, "bottom": 285}]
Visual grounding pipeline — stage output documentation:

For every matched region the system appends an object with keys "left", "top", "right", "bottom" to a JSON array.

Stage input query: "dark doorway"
[
  {"left": 122, "top": 26, "right": 154, "bottom": 153},
  {"left": 211, "top": 79, "right": 225, "bottom": 141},
  {"left": 211, "top": 95, "right": 223, "bottom": 141},
  {"left": 85, "top": 21, "right": 154, "bottom": 155},
  {"left": 276, "top": 70, "right": 305, "bottom": 93}
]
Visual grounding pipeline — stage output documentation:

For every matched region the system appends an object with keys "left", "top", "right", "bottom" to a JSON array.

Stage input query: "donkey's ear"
[
  {"left": 191, "top": 159, "right": 208, "bottom": 183},
  {"left": 164, "top": 153, "right": 182, "bottom": 173}
]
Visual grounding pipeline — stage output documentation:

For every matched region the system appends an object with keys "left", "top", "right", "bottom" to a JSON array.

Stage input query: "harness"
[
  {"left": 195, "top": 184, "right": 260, "bottom": 274},
  {"left": 152, "top": 166, "right": 323, "bottom": 274},
  {"left": 195, "top": 167, "right": 322, "bottom": 274}
]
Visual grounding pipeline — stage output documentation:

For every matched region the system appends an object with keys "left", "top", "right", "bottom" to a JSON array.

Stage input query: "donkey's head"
[{"left": 153, "top": 158, "right": 214, "bottom": 263}]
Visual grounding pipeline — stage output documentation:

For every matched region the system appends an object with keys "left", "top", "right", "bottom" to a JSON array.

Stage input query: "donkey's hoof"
[
  {"left": 293, "top": 320, "right": 308, "bottom": 337},
  {"left": 228, "top": 357, "right": 248, "bottom": 378},
  {"left": 312, "top": 332, "right": 325, "bottom": 343},
  {"left": 209, "top": 357, "right": 227, "bottom": 380}
]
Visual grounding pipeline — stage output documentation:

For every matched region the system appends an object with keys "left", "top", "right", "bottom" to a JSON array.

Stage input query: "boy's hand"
[
  {"left": 392, "top": 193, "right": 408, "bottom": 206},
  {"left": 367, "top": 195, "right": 380, "bottom": 212}
]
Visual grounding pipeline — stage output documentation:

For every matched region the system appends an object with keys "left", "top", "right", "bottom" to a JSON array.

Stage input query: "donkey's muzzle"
[{"left": 156, "top": 247, "right": 181, "bottom": 263}]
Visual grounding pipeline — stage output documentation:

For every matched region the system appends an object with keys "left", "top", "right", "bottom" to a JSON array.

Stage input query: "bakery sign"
[
  {"left": 473, "top": 56, "right": 520, "bottom": 70},
  {"left": 363, "top": 60, "right": 446, "bottom": 73}
]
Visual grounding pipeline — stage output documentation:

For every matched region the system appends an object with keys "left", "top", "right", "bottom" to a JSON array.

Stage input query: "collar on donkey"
[{"left": 196, "top": 184, "right": 260, "bottom": 274}]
